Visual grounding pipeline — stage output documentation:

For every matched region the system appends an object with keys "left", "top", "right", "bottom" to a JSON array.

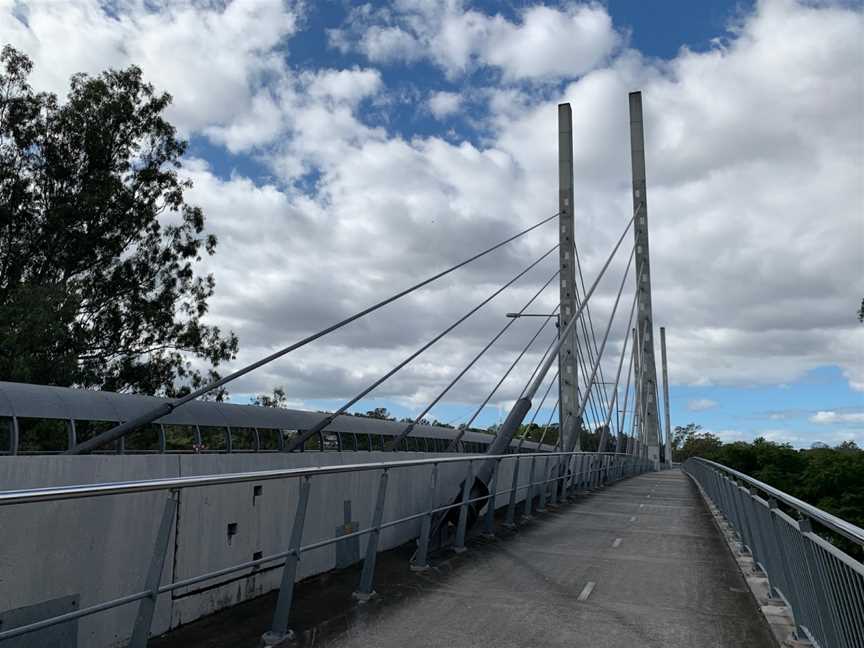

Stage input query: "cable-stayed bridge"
[{"left": 0, "top": 93, "right": 861, "bottom": 648}]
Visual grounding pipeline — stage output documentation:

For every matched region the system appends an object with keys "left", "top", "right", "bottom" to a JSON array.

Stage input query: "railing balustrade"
[
  {"left": 684, "top": 457, "right": 864, "bottom": 648},
  {"left": 0, "top": 450, "right": 650, "bottom": 646}
]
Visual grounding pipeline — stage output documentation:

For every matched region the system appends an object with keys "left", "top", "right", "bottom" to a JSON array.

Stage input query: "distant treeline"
[{"left": 674, "top": 423, "right": 864, "bottom": 558}]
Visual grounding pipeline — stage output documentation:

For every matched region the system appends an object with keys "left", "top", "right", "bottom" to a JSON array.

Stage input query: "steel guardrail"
[
  {"left": 684, "top": 457, "right": 864, "bottom": 648},
  {"left": 0, "top": 450, "right": 651, "bottom": 645},
  {"left": 1, "top": 450, "right": 621, "bottom": 505},
  {"left": 689, "top": 457, "right": 864, "bottom": 546}
]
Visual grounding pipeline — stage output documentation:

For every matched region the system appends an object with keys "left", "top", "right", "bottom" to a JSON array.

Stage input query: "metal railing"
[
  {"left": 684, "top": 457, "right": 864, "bottom": 648},
  {"left": 0, "top": 450, "right": 651, "bottom": 646}
]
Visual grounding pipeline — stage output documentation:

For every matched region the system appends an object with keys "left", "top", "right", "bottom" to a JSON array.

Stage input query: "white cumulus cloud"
[
  {"left": 328, "top": 2, "right": 620, "bottom": 80},
  {"left": 2, "top": 0, "right": 862, "bottom": 421},
  {"left": 688, "top": 399, "right": 719, "bottom": 412},
  {"left": 429, "top": 91, "right": 461, "bottom": 118},
  {"left": 810, "top": 411, "right": 864, "bottom": 424}
]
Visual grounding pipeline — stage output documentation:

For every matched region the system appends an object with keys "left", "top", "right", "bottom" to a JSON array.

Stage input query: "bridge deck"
[{"left": 154, "top": 470, "right": 775, "bottom": 648}]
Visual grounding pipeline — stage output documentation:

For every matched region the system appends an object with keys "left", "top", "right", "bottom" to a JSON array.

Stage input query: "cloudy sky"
[{"left": 3, "top": 0, "right": 862, "bottom": 447}]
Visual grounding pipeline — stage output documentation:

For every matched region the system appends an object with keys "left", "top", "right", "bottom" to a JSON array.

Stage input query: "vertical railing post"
[
  {"left": 567, "top": 454, "right": 582, "bottom": 498},
  {"left": 354, "top": 469, "right": 389, "bottom": 601},
  {"left": 766, "top": 500, "right": 802, "bottom": 630},
  {"left": 412, "top": 463, "right": 438, "bottom": 571},
  {"left": 562, "top": 453, "right": 574, "bottom": 499},
  {"left": 128, "top": 492, "right": 178, "bottom": 648},
  {"left": 505, "top": 455, "right": 521, "bottom": 528},
  {"left": 482, "top": 458, "right": 500, "bottom": 539},
  {"left": 549, "top": 455, "right": 561, "bottom": 507},
  {"left": 538, "top": 456, "right": 550, "bottom": 512},
  {"left": 263, "top": 476, "right": 312, "bottom": 645},
  {"left": 798, "top": 519, "right": 840, "bottom": 648},
  {"left": 454, "top": 460, "right": 474, "bottom": 552},
  {"left": 524, "top": 455, "right": 537, "bottom": 519}
]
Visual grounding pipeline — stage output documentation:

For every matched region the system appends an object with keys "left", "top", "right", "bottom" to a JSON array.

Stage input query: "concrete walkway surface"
[{"left": 153, "top": 471, "right": 776, "bottom": 648}]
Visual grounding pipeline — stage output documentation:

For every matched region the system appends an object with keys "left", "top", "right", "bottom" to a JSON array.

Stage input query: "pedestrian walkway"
[
  {"left": 323, "top": 470, "right": 776, "bottom": 648},
  {"left": 152, "top": 471, "right": 776, "bottom": 648}
]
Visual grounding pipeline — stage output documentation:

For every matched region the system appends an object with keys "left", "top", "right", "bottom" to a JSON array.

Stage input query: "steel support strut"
[
  {"left": 128, "top": 493, "right": 177, "bottom": 648},
  {"left": 263, "top": 476, "right": 312, "bottom": 645},
  {"left": 354, "top": 470, "right": 389, "bottom": 601}
]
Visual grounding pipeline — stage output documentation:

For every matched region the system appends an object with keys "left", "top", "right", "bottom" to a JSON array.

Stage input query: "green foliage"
[
  {"left": 672, "top": 423, "right": 723, "bottom": 462},
  {"left": 0, "top": 45, "right": 237, "bottom": 395},
  {"left": 251, "top": 387, "right": 288, "bottom": 408},
  {"left": 679, "top": 420, "right": 864, "bottom": 557},
  {"left": 351, "top": 407, "right": 394, "bottom": 421},
  {"left": 516, "top": 421, "right": 562, "bottom": 446}
]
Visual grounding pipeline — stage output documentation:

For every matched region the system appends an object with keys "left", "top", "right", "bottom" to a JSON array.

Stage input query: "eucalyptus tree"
[{"left": 0, "top": 45, "right": 237, "bottom": 396}]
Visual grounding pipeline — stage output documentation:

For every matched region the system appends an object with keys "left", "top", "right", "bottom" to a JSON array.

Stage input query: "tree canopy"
[
  {"left": 673, "top": 421, "right": 864, "bottom": 558},
  {"left": 0, "top": 45, "right": 237, "bottom": 396}
]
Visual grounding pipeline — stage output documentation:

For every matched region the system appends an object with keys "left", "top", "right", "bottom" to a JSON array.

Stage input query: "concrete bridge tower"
[
  {"left": 628, "top": 91, "right": 662, "bottom": 469},
  {"left": 558, "top": 104, "right": 581, "bottom": 452}
]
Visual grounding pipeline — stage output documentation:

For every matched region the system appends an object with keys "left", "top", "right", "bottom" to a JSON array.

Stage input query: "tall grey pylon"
[
  {"left": 558, "top": 104, "right": 581, "bottom": 452},
  {"left": 661, "top": 326, "right": 673, "bottom": 467},
  {"left": 628, "top": 91, "right": 662, "bottom": 469}
]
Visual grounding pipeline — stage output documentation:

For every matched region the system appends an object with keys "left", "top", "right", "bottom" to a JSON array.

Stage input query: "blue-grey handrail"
[
  {"left": 689, "top": 457, "right": 864, "bottom": 546},
  {"left": 0, "top": 450, "right": 628, "bottom": 506},
  {"left": 0, "top": 450, "right": 649, "bottom": 643}
]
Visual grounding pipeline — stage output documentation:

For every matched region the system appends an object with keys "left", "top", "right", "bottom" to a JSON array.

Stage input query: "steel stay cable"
[
  {"left": 571, "top": 249, "right": 636, "bottom": 442},
  {"left": 517, "top": 370, "right": 559, "bottom": 450},
  {"left": 569, "top": 290, "right": 609, "bottom": 429},
  {"left": 573, "top": 240, "right": 614, "bottom": 423},
  {"left": 617, "top": 335, "right": 635, "bottom": 453},
  {"left": 446, "top": 305, "right": 560, "bottom": 451},
  {"left": 574, "top": 324, "right": 606, "bottom": 431},
  {"left": 572, "top": 332, "right": 606, "bottom": 436},
  {"left": 536, "top": 398, "right": 560, "bottom": 447},
  {"left": 389, "top": 268, "right": 560, "bottom": 449},
  {"left": 523, "top": 212, "right": 636, "bottom": 401},
  {"left": 68, "top": 212, "right": 561, "bottom": 454},
  {"left": 518, "top": 323, "right": 560, "bottom": 401},
  {"left": 286, "top": 244, "right": 560, "bottom": 451},
  {"left": 597, "top": 279, "right": 639, "bottom": 452},
  {"left": 573, "top": 286, "right": 612, "bottom": 430}
]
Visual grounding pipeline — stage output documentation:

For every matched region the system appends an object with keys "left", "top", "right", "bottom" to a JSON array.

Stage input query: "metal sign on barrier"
[
  {"left": 335, "top": 499, "right": 360, "bottom": 568},
  {"left": 0, "top": 595, "right": 79, "bottom": 648}
]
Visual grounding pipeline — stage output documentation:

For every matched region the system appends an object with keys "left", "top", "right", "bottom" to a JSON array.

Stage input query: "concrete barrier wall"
[{"left": 0, "top": 452, "right": 549, "bottom": 647}]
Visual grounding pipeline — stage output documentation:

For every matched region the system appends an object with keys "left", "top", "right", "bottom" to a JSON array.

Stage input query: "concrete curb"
[{"left": 683, "top": 470, "right": 812, "bottom": 648}]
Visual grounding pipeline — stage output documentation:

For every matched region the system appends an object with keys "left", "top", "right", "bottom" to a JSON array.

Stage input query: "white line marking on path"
[
  {"left": 612, "top": 538, "right": 622, "bottom": 548},
  {"left": 577, "top": 582, "right": 596, "bottom": 601}
]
